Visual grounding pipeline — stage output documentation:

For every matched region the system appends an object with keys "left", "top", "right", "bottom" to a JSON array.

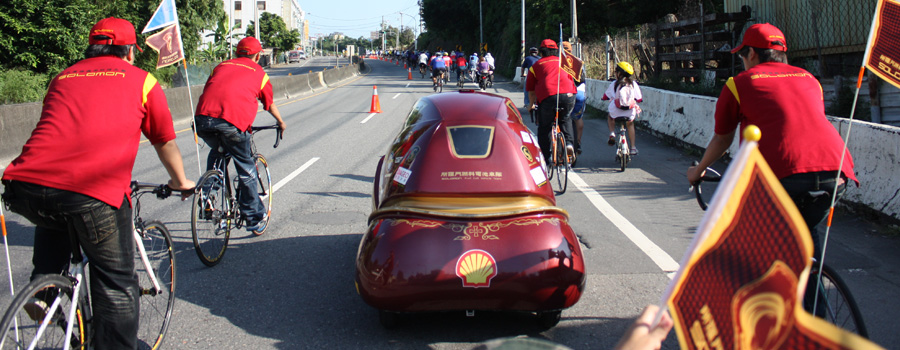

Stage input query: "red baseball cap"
[
  {"left": 540, "top": 39, "right": 558, "bottom": 49},
  {"left": 731, "top": 23, "right": 787, "bottom": 54},
  {"left": 237, "top": 37, "right": 262, "bottom": 55},
  {"left": 89, "top": 17, "right": 142, "bottom": 52}
]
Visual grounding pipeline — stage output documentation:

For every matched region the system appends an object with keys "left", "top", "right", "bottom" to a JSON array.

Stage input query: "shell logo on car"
[{"left": 456, "top": 249, "right": 497, "bottom": 288}]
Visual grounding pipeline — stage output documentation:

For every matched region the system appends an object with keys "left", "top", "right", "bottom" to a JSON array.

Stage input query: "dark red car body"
[{"left": 355, "top": 91, "right": 585, "bottom": 321}]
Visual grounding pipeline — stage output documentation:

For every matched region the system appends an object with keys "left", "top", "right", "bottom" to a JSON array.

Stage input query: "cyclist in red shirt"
[
  {"left": 1, "top": 17, "right": 194, "bottom": 349},
  {"left": 195, "top": 36, "right": 287, "bottom": 234},
  {"left": 687, "top": 23, "right": 858, "bottom": 260},
  {"left": 526, "top": 39, "right": 577, "bottom": 164}
]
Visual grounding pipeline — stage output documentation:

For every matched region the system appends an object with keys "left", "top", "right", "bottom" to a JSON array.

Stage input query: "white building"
[{"left": 203, "top": 0, "right": 307, "bottom": 50}]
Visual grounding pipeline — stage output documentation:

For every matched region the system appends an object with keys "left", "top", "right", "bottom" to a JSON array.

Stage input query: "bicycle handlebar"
[
  {"left": 250, "top": 125, "right": 283, "bottom": 148},
  {"left": 130, "top": 181, "right": 192, "bottom": 199},
  {"left": 690, "top": 161, "right": 722, "bottom": 211}
]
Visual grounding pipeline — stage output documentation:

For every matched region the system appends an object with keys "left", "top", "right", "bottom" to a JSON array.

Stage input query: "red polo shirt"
[
  {"left": 195, "top": 57, "right": 274, "bottom": 132},
  {"left": 526, "top": 56, "right": 576, "bottom": 104},
  {"left": 2, "top": 56, "right": 175, "bottom": 207},
  {"left": 715, "top": 62, "right": 857, "bottom": 183}
]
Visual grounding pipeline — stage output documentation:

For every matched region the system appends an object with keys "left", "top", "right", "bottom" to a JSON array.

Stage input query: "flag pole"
[
  {"left": 555, "top": 23, "right": 563, "bottom": 148},
  {"left": 815, "top": 0, "right": 883, "bottom": 312},
  {"left": 0, "top": 204, "right": 15, "bottom": 298},
  {"left": 172, "top": 13, "right": 202, "bottom": 177}
]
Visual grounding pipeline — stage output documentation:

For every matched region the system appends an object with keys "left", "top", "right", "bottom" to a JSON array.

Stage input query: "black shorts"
[{"left": 431, "top": 68, "right": 446, "bottom": 78}]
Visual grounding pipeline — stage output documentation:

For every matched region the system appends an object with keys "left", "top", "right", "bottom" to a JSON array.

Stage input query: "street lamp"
[{"left": 400, "top": 12, "right": 418, "bottom": 50}]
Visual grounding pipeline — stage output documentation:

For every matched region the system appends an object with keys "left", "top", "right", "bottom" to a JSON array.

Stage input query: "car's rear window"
[{"left": 447, "top": 126, "right": 494, "bottom": 158}]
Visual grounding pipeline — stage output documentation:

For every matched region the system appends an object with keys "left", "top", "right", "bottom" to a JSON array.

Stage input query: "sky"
[{"left": 303, "top": 0, "right": 421, "bottom": 40}]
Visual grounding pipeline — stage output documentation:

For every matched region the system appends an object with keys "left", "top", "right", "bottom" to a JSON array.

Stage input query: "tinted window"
[{"left": 448, "top": 126, "right": 494, "bottom": 158}]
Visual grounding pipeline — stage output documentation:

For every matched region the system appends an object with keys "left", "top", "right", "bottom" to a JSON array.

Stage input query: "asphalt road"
[{"left": 0, "top": 58, "right": 897, "bottom": 349}]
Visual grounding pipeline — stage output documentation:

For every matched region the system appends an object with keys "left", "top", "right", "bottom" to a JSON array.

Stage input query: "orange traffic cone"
[
  {"left": 404, "top": 62, "right": 408, "bottom": 69},
  {"left": 369, "top": 85, "right": 382, "bottom": 113},
  {"left": 407, "top": 68, "right": 413, "bottom": 80}
]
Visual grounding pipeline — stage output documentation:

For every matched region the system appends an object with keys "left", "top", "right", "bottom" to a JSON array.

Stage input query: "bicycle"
[
  {"left": 545, "top": 106, "right": 572, "bottom": 195},
  {"left": 0, "top": 181, "right": 181, "bottom": 350},
  {"left": 690, "top": 165, "right": 868, "bottom": 337},
  {"left": 418, "top": 63, "right": 427, "bottom": 79},
  {"left": 611, "top": 117, "right": 632, "bottom": 172},
  {"left": 432, "top": 70, "right": 444, "bottom": 93},
  {"left": 456, "top": 67, "right": 466, "bottom": 88},
  {"left": 191, "top": 125, "right": 282, "bottom": 267}
]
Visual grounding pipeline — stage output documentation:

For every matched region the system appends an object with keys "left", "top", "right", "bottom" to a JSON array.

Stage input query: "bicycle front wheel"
[
  {"left": 253, "top": 155, "right": 273, "bottom": 236},
  {"left": 806, "top": 263, "right": 868, "bottom": 337},
  {"left": 135, "top": 221, "right": 176, "bottom": 350},
  {"left": 191, "top": 169, "right": 231, "bottom": 267},
  {"left": 554, "top": 132, "right": 568, "bottom": 194},
  {"left": 0, "top": 275, "right": 88, "bottom": 350}
]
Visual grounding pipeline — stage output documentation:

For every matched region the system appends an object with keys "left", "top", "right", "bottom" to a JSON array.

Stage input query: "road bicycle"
[
  {"left": 0, "top": 181, "right": 181, "bottom": 350},
  {"left": 418, "top": 63, "right": 427, "bottom": 79},
  {"left": 691, "top": 165, "right": 868, "bottom": 337},
  {"left": 456, "top": 67, "right": 466, "bottom": 88},
  {"left": 546, "top": 107, "right": 573, "bottom": 195},
  {"left": 613, "top": 117, "right": 631, "bottom": 172},
  {"left": 432, "top": 71, "right": 444, "bottom": 93},
  {"left": 192, "top": 125, "right": 282, "bottom": 267}
]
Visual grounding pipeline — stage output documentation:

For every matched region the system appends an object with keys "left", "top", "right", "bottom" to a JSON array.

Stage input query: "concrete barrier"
[
  {"left": 585, "top": 78, "right": 900, "bottom": 222},
  {"left": 1, "top": 66, "right": 361, "bottom": 167}
]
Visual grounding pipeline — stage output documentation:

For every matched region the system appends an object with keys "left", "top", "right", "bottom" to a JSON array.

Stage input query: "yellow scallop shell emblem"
[{"left": 456, "top": 249, "right": 497, "bottom": 288}]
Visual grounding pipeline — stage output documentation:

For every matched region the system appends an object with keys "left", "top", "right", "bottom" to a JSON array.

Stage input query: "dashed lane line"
[
  {"left": 360, "top": 113, "right": 377, "bottom": 124},
  {"left": 272, "top": 157, "right": 319, "bottom": 193}
]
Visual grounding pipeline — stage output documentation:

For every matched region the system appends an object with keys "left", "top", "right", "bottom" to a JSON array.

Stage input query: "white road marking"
[
  {"left": 569, "top": 172, "right": 680, "bottom": 273},
  {"left": 405, "top": 83, "right": 410, "bottom": 88},
  {"left": 272, "top": 157, "right": 319, "bottom": 193},
  {"left": 360, "top": 113, "right": 377, "bottom": 124},
  {"left": 392, "top": 93, "right": 401, "bottom": 99}
]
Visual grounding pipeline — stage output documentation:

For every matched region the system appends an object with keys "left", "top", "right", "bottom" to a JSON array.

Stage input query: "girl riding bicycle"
[{"left": 602, "top": 62, "right": 642, "bottom": 155}]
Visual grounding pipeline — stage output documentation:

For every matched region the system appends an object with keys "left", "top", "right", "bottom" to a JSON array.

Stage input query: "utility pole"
[
  {"left": 479, "top": 0, "right": 483, "bottom": 50},
  {"left": 571, "top": 0, "right": 579, "bottom": 54},
  {"left": 521, "top": 0, "right": 525, "bottom": 63},
  {"left": 400, "top": 12, "right": 403, "bottom": 50},
  {"left": 381, "top": 17, "right": 385, "bottom": 53}
]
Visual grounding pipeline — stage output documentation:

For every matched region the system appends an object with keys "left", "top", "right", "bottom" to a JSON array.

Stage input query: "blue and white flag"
[{"left": 142, "top": 0, "right": 178, "bottom": 34}]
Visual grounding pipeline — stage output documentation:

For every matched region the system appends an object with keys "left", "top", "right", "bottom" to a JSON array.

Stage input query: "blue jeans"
[
  {"left": 2, "top": 180, "right": 139, "bottom": 349},
  {"left": 195, "top": 115, "right": 265, "bottom": 225}
]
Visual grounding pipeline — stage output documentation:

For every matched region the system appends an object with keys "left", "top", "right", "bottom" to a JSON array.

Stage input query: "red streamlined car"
[{"left": 355, "top": 91, "right": 585, "bottom": 328}]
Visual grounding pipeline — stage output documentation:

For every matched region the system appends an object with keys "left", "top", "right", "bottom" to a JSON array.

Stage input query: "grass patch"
[{"left": 0, "top": 69, "right": 49, "bottom": 104}]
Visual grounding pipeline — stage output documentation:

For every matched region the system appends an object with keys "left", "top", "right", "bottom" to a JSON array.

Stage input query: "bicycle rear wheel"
[
  {"left": 191, "top": 169, "right": 231, "bottom": 267},
  {"left": 619, "top": 135, "right": 628, "bottom": 172},
  {"left": 135, "top": 221, "right": 176, "bottom": 350},
  {"left": 554, "top": 132, "right": 568, "bottom": 194},
  {"left": 0, "top": 275, "right": 88, "bottom": 350},
  {"left": 253, "top": 155, "right": 273, "bottom": 236},
  {"left": 547, "top": 133, "right": 557, "bottom": 182},
  {"left": 806, "top": 263, "right": 868, "bottom": 337}
]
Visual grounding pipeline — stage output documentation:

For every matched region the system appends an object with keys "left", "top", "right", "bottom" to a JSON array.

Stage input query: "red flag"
[
  {"left": 865, "top": 0, "right": 900, "bottom": 89},
  {"left": 144, "top": 24, "right": 184, "bottom": 69},
  {"left": 663, "top": 126, "right": 884, "bottom": 350},
  {"left": 561, "top": 52, "right": 583, "bottom": 83}
]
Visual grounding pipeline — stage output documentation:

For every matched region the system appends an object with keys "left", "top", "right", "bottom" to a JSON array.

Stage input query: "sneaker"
[
  {"left": 630, "top": 148, "right": 639, "bottom": 155},
  {"left": 246, "top": 213, "right": 269, "bottom": 234},
  {"left": 23, "top": 298, "right": 48, "bottom": 321},
  {"left": 576, "top": 146, "right": 582, "bottom": 156},
  {"left": 608, "top": 135, "right": 615, "bottom": 146},
  {"left": 566, "top": 144, "right": 575, "bottom": 158}
]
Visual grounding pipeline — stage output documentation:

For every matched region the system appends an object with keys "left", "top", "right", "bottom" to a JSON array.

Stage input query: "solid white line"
[
  {"left": 569, "top": 172, "right": 680, "bottom": 273},
  {"left": 405, "top": 83, "right": 410, "bottom": 88},
  {"left": 392, "top": 93, "right": 401, "bottom": 99},
  {"left": 272, "top": 157, "right": 319, "bottom": 193},
  {"left": 360, "top": 113, "right": 377, "bottom": 124}
]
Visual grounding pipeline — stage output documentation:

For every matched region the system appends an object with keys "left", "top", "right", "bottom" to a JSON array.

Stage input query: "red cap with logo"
[
  {"left": 540, "top": 39, "right": 558, "bottom": 49},
  {"left": 731, "top": 23, "right": 787, "bottom": 54},
  {"left": 237, "top": 37, "right": 262, "bottom": 55},
  {"left": 89, "top": 17, "right": 143, "bottom": 52}
]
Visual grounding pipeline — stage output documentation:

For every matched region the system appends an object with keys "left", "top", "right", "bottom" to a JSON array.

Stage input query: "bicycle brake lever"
[{"left": 274, "top": 128, "right": 283, "bottom": 148}]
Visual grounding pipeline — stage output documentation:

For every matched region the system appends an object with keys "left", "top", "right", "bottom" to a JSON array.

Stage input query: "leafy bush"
[{"left": 0, "top": 69, "right": 49, "bottom": 104}]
